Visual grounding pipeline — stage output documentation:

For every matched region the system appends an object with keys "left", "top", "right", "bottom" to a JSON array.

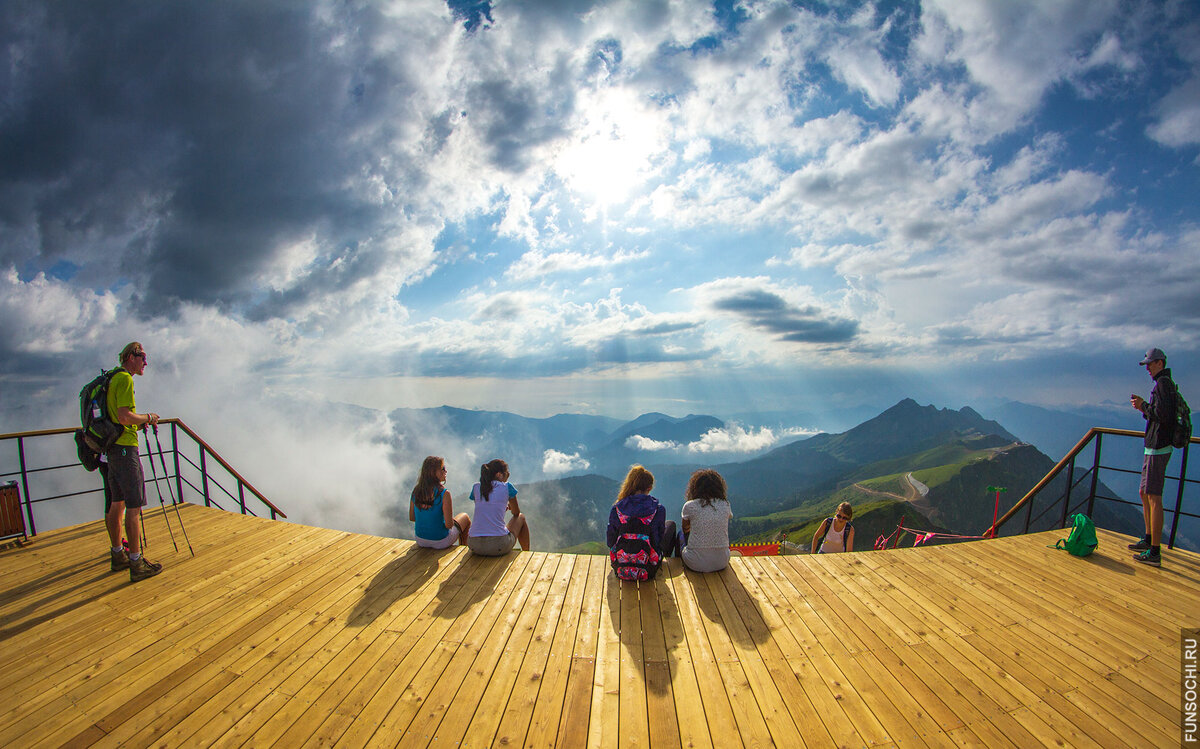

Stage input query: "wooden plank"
[
  {"left": 663, "top": 562, "right": 743, "bottom": 749},
  {"left": 651, "top": 562, "right": 710, "bottom": 749},
  {"left": 395, "top": 552, "right": 544, "bottom": 747},
  {"left": 0, "top": 532, "right": 341, "bottom": 748},
  {"left": 587, "top": 559, "right": 623, "bottom": 749},
  {"left": 463, "top": 553, "right": 565, "bottom": 747},
  {"left": 618, "top": 574, "right": 650, "bottom": 749},
  {"left": 556, "top": 555, "right": 605, "bottom": 749},
  {"left": 522, "top": 553, "right": 588, "bottom": 748},
  {"left": 707, "top": 564, "right": 818, "bottom": 747},
  {"left": 5, "top": 514, "right": 1200, "bottom": 749},
  {"left": 638, "top": 566, "right": 680, "bottom": 749},
  {"left": 684, "top": 567, "right": 775, "bottom": 747},
  {"left": 329, "top": 552, "right": 522, "bottom": 748}
]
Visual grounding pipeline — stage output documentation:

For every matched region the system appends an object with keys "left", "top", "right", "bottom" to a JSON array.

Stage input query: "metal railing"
[
  {"left": 987, "top": 428, "right": 1196, "bottom": 549},
  {"left": 0, "top": 418, "right": 285, "bottom": 537}
]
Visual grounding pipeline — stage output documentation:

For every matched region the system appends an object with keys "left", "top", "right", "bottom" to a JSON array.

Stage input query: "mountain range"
[{"left": 384, "top": 398, "right": 1166, "bottom": 552}]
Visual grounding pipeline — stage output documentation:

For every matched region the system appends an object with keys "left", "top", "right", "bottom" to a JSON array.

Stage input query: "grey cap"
[{"left": 1139, "top": 347, "right": 1167, "bottom": 365}]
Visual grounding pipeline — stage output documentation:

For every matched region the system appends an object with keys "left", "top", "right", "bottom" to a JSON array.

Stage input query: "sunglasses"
[
  {"left": 836, "top": 513, "right": 850, "bottom": 521},
  {"left": 132, "top": 352, "right": 148, "bottom": 362}
]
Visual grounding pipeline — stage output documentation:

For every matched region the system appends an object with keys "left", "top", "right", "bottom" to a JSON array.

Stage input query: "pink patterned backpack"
[{"left": 609, "top": 510, "right": 661, "bottom": 581}]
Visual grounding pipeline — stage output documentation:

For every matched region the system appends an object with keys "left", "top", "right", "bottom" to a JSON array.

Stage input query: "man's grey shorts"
[
  {"left": 105, "top": 445, "right": 147, "bottom": 510},
  {"left": 1140, "top": 451, "right": 1171, "bottom": 496},
  {"left": 467, "top": 532, "right": 515, "bottom": 556}
]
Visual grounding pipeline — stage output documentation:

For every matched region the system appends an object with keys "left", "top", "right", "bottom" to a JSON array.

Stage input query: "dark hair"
[
  {"left": 685, "top": 469, "right": 727, "bottom": 507},
  {"left": 479, "top": 459, "right": 508, "bottom": 501},
  {"left": 412, "top": 456, "right": 444, "bottom": 510},
  {"left": 616, "top": 465, "right": 654, "bottom": 504}
]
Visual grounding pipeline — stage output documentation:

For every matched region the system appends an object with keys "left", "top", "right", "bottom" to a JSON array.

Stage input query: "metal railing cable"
[
  {"left": 987, "top": 427, "right": 1196, "bottom": 549},
  {"left": 0, "top": 418, "right": 285, "bottom": 537}
]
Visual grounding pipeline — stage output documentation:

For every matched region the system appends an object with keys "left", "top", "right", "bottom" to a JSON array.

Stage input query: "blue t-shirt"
[{"left": 413, "top": 487, "right": 448, "bottom": 541}]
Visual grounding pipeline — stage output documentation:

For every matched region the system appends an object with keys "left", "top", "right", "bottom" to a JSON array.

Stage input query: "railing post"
[
  {"left": 1168, "top": 442, "right": 1189, "bottom": 550},
  {"left": 16, "top": 436, "right": 37, "bottom": 536},
  {"left": 1086, "top": 433, "right": 1103, "bottom": 517},
  {"left": 1023, "top": 486, "right": 1035, "bottom": 533},
  {"left": 171, "top": 422, "right": 184, "bottom": 505},
  {"left": 200, "top": 449, "right": 211, "bottom": 508},
  {"left": 1059, "top": 457, "right": 1076, "bottom": 528},
  {"left": 238, "top": 483, "right": 246, "bottom": 515}
]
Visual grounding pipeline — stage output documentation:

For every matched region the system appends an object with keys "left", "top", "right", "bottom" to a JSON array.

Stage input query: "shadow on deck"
[{"left": 0, "top": 503, "right": 1194, "bottom": 748}]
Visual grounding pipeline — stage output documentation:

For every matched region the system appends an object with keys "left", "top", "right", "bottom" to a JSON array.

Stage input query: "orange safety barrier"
[{"left": 729, "top": 542, "right": 780, "bottom": 556}]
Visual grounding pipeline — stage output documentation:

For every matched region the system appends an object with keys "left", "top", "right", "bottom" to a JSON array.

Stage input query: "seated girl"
[
  {"left": 677, "top": 469, "right": 732, "bottom": 573},
  {"left": 607, "top": 465, "right": 676, "bottom": 581},
  {"left": 466, "top": 458, "right": 530, "bottom": 555},
  {"left": 811, "top": 501, "right": 854, "bottom": 553},
  {"left": 409, "top": 456, "right": 471, "bottom": 549}
]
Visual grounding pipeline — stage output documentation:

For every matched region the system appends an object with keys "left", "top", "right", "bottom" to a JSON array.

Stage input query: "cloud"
[
  {"left": 624, "top": 435, "right": 676, "bottom": 451},
  {"left": 542, "top": 449, "right": 590, "bottom": 475},
  {"left": 623, "top": 424, "right": 816, "bottom": 457},
  {"left": 1147, "top": 77, "right": 1200, "bottom": 147},
  {"left": 504, "top": 247, "right": 650, "bottom": 281},
  {"left": 687, "top": 424, "right": 816, "bottom": 454},
  {"left": 707, "top": 282, "right": 859, "bottom": 345}
]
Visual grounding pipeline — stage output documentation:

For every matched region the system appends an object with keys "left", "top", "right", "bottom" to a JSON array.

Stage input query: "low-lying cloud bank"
[{"left": 624, "top": 424, "right": 817, "bottom": 456}]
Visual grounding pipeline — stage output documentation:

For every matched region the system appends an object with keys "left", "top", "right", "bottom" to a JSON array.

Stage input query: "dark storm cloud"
[
  {"left": 0, "top": 2, "right": 431, "bottom": 318},
  {"left": 469, "top": 77, "right": 574, "bottom": 173},
  {"left": 712, "top": 288, "right": 859, "bottom": 344}
]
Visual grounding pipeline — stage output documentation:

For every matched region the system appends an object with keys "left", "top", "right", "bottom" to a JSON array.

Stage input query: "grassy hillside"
[{"left": 733, "top": 498, "right": 942, "bottom": 550}]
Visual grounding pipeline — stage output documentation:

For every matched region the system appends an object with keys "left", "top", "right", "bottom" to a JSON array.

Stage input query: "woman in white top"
[
  {"left": 466, "top": 458, "right": 531, "bottom": 555},
  {"left": 812, "top": 501, "right": 854, "bottom": 553},
  {"left": 678, "top": 469, "right": 733, "bottom": 573}
]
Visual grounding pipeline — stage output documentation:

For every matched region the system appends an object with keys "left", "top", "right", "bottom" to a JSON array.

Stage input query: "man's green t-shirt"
[{"left": 106, "top": 370, "right": 139, "bottom": 447}]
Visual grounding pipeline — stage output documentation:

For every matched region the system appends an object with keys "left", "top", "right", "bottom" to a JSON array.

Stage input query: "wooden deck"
[{"left": 0, "top": 503, "right": 1194, "bottom": 748}]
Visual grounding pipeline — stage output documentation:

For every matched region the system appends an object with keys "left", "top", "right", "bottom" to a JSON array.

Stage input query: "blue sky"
[{"left": 2, "top": 0, "right": 1198, "bottom": 435}]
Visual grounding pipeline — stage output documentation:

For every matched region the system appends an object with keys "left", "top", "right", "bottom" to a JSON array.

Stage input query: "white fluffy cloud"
[{"left": 542, "top": 449, "right": 591, "bottom": 475}]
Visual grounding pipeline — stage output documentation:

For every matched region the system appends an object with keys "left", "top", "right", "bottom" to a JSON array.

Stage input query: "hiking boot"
[
  {"left": 1133, "top": 549, "right": 1161, "bottom": 567},
  {"left": 129, "top": 556, "right": 163, "bottom": 582},
  {"left": 110, "top": 548, "right": 130, "bottom": 571},
  {"left": 1127, "top": 538, "right": 1151, "bottom": 551}
]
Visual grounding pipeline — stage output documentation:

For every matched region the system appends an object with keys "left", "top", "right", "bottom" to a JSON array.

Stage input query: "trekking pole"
[
  {"left": 144, "top": 426, "right": 179, "bottom": 553},
  {"left": 153, "top": 425, "right": 194, "bottom": 557}
]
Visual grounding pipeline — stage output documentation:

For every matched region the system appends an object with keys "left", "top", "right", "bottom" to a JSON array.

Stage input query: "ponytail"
[
  {"left": 478, "top": 458, "right": 508, "bottom": 501},
  {"left": 616, "top": 464, "right": 654, "bottom": 504}
]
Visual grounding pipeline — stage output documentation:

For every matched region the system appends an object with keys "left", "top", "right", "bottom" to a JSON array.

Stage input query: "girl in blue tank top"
[{"left": 409, "top": 456, "right": 471, "bottom": 549}]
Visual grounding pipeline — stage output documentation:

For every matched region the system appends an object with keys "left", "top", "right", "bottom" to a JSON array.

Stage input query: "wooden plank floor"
[{"left": 0, "top": 503, "right": 1194, "bottom": 748}]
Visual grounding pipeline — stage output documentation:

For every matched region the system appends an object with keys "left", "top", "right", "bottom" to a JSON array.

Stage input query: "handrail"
[
  {"left": 0, "top": 418, "right": 285, "bottom": 535},
  {"left": 987, "top": 427, "right": 1197, "bottom": 544},
  {"left": 162, "top": 419, "right": 284, "bottom": 518}
]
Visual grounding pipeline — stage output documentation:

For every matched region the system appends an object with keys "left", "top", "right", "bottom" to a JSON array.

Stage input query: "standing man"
[
  {"left": 1129, "top": 346, "right": 1177, "bottom": 567},
  {"left": 106, "top": 342, "right": 164, "bottom": 582}
]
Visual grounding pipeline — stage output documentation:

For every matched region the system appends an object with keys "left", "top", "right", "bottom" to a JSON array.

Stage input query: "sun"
[{"left": 555, "top": 89, "right": 665, "bottom": 211}]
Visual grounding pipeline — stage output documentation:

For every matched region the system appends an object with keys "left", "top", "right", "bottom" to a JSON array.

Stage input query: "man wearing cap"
[
  {"left": 1128, "top": 347, "right": 1177, "bottom": 567},
  {"left": 106, "top": 342, "right": 165, "bottom": 582}
]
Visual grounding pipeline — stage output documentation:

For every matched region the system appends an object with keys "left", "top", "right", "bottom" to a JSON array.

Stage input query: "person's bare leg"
[
  {"left": 455, "top": 513, "right": 472, "bottom": 546},
  {"left": 1140, "top": 491, "right": 1152, "bottom": 538},
  {"left": 125, "top": 508, "right": 143, "bottom": 555},
  {"left": 508, "top": 513, "right": 530, "bottom": 551},
  {"left": 1149, "top": 494, "right": 1163, "bottom": 547},
  {"left": 106, "top": 502, "right": 125, "bottom": 548}
]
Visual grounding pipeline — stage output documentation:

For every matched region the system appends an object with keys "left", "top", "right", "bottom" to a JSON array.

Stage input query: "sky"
[{"left": 2, "top": 0, "right": 1198, "bottom": 534}]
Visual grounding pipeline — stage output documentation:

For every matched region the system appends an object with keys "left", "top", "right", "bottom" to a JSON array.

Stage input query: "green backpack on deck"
[{"left": 1054, "top": 513, "right": 1097, "bottom": 557}]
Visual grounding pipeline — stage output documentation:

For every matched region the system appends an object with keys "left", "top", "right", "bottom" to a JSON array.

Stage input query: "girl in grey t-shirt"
[{"left": 678, "top": 469, "right": 733, "bottom": 573}]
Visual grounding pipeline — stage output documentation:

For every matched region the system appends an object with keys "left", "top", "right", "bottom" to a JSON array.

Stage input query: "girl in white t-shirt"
[
  {"left": 678, "top": 469, "right": 733, "bottom": 573},
  {"left": 466, "top": 458, "right": 531, "bottom": 555},
  {"left": 812, "top": 501, "right": 854, "bottom": 553}
]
